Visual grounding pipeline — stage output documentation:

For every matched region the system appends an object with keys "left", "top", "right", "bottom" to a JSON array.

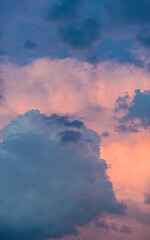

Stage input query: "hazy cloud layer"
[{"left": 0, "top": 110, "right": 125, "bottom": 240}]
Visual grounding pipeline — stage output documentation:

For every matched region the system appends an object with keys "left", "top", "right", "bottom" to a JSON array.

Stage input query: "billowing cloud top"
[{"left": 0, "top": 110, "right": 125, "bottom": 240}]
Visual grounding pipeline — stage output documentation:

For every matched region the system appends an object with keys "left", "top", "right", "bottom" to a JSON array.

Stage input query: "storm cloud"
[{"left": 0, "top": 110, "right": 125, "bottom": 240}]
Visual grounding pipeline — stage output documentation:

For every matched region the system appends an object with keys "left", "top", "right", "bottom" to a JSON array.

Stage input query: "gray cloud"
[
  {"left": 115, "top": 89, "right": 150, "bottom": 131},
  {"left": 95, "top": 220, "right": 132, "bottom": 234},
  {"left": 136, "top": 32, "right": 150, "bottom": 48},
  {"left": 59, "top": 130, "right": 82, "bottom": 143},
  {"left": 46, "top": 0, "right": 82, "bottom": 22},
  {"left": 24, "top": 40, "right": 38, "bottom": 50},
  {"left": 58, "top": 18, "right": 101, "bottom": 49},
  {"left": 0, "top": 110, "right": 125, "bottom": 240},
  {"left": 144, "top": 193, "right": 150, "bottom": 205}
]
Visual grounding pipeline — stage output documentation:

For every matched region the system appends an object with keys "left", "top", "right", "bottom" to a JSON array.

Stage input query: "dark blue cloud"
[
  {"left": 24, "top": 40, "right": 38, "bottom": 50},
  {"left": 1, "top": 0, "right": 148, "bottom": 68},
  {"left": 136, "top": 32, "right": 150, "bottom": 48},
  {"left": 0, "top": 0, "right": 103, "bottom": 63},
  {"left": 46, "top": 0, "right": 82, "bottom": 22},
  {"left": 105, "top": 0, "right": 150, "bottom": 55},
  {"left": 43, "top": 114, "right": 84, "bottom": 128},
  {"left": 105, "top": 0, "right": 150, "bottom": 26},
  {"left": 0, "top": 110, "right": 125, "bottom": 240},
  {"left": 59, "top": 130, "right": 82, "bottom": 143},
  {"left": 59, "top": 18, "right": 101, "bottom": 49},
  {"left": 115, "top": 89, "right": 150, "bottom": 131}
]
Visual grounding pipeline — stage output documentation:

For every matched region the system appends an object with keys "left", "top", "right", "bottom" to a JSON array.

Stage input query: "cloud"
[
  {"left": 43, "top": 114, "right": 84, "bottom": 128},
  {"left": 120, "top": 225, "right": 132, "bottom": 234},
  {"left": 136, "top": 32, "right": 150, "bottom": 48},
  {"left": 1, "top": 0, "right": 148, "bottom": 66},
  {"left": 1, "top": 57, "right": 150, "bottom": 132},
  {"left": 144, "top": 193, "right": 150, "bottom": 205},
  {"left": 115, "top": 89, "right": 150, "bottom": 131},
  {"left": 24, "top": 40, "right": 38, "bottom": 50},
  {"left": 45, "top": 0, "right": 102, "bottom": 50},
  {"left": 104, "top": 0, "right": 150, "bottom": 54},
  {"left": 95, "top": 220, "right": 132, "bottom": 234},
  {"left": 105, "top": 0, "right": 150, "bottom": 26},
  {"left": 59, "top": 130, "right": 82, "bottom": 143},
  {"left": 0, "top": 110, "right": 125, "bottom": 240},
  {"left": 46, "top": 0, "right": 82, "bottom": 22},
  {"left": 117, "top": 58, "right": 145, "bottom": 69},
  {"left": 58, "top": 18, "right": 101, "bottom": 49},
  {"left": 101, "top": 131, "right": 109, "bottom": 137},
  {"left": 95, "top": 220, "right": 117, "bottom": 231}
]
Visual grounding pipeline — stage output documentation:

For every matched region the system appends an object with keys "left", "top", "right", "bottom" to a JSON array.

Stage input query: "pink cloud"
[{"left": 1, "top": 57, "right": 150, "bottom": 239}]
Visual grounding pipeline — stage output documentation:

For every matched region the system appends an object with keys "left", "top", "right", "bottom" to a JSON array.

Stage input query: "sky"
[{"left": 0, "top": 0, "right": 150, "bottom": 239}]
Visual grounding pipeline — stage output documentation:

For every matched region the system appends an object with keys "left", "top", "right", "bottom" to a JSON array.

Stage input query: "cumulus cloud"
[
  {"left": 115, "top": 89, "right": 150, "bottom": 131},
  {"left": 0, "top": 110, "right": 125, "bottom": 240}
]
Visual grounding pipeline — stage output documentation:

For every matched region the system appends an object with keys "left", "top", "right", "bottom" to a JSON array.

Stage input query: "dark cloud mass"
[
  {"left": 1, "top": 0, "right": 148, "bottom": 66},
  {"left": 115, "top": 89, "right": 150, "bottom": 131},
  {"left": 0, "top": 110, "right": 125, "bottom": 240},
  {"left": 59, "top": 18, "right": 101, "bottom": 49},
  {"left": 105, "top": 0, "right": 150, "bottom": 52},
  {"left": 105, "top": 0, "right": 150, "bottom": 26},
  {"left": 59, "top": 130, "right": 82, "bottom": 143},
  {"left": 43, "top": 113, "right": 84, "bottom": 128},
  {"left": 46, "top": 0, "right": 82, "bottom": 21},
  {"left": 101, "top": 131, "right": 109, "bottom": 137},
  {"left": 46, "top": 1, "right": 101, "bottom": 49}
]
